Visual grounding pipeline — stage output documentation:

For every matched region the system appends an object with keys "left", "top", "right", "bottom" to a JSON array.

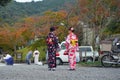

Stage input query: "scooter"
[{"left": 101, "top": 43, "right": 120, "bottom": 67}]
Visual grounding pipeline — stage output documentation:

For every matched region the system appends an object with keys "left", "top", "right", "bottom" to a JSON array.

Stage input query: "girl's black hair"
[
  {"left": 69, "top": 27, "right": 74, "bottom": 32},
  {"left": 50, "top": 27, "right": 55, "bottom": 32}
]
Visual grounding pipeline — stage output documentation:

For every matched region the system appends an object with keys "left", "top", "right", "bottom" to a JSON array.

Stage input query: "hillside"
[{"left": 0, "top": 0, "right": 76, "bottom": 25}]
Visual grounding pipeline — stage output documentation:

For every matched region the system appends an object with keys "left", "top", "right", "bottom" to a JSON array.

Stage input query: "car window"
[
  {"left": 79, "top": 47, "right": 91, "bottom": 52},
  {"left": 61, "top": 43, "right": 66, "bottom": 49},
  {"left": 117, "top": 45, "right": 120, "bottom": 49}
]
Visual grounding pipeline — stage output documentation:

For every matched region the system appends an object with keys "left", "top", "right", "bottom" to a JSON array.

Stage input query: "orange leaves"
[
  {"left": 0, "top": 24, "right": 35, "bottom": 51},
  {"left": 0, "top": 26, "right": 16, "bottom": 46},
  {"left": 44, "top": 10, "right": 67, "bottom": 23},
  {"left": 69, "top": 16, "right": 79, "bottom": 26},
  {"left": 79, "top": 0, "right": 88, "bottom": 8},
  {"left": 56, "top": 10, "right": 67, "bottom": 19}
]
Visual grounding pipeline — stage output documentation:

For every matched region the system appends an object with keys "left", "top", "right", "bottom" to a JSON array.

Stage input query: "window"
[
  {"left": 61, "top": 43, "right": 66, "bottom": 49},
  {"left": 79, "top": 47, "right": 92, "bottom": 52}
]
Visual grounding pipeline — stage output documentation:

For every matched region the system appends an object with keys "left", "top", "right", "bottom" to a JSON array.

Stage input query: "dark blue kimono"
[{"left": 46, "top": 32, "right": 59, "bottom": 68}]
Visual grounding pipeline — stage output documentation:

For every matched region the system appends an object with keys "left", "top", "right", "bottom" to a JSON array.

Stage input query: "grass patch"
[{"left": 78, "top": 61, "right": 102, "bottom": 67}]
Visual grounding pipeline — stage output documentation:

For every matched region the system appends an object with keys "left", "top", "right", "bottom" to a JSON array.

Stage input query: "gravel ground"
[{"left": 0, "top": 63, "right": 120, "bottom": 80}]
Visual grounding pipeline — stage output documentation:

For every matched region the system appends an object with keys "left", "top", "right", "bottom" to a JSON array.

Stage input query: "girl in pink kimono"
[{"left": 65, "top": 27, "right": 78, "bottom": 70}]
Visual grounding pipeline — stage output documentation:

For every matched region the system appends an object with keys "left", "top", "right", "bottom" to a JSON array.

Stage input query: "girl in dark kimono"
[{"left": 46, "top": 27, "right": 59, "bottom": 71}]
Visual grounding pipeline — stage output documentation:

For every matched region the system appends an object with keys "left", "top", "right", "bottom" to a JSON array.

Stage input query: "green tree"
[
  {"left": 76, "top": 0, "right": 120, "bottom": 44},
  {"left": 0, "top": 0, "right": 12, "bottom": 6}
]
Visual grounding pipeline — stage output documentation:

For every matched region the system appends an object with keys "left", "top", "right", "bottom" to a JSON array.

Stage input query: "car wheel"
[
  {"left": 86, "top": 57, "right": 93, "bottom": 62},
  {"left": 56, "top": 58, "right": 63, "bottom": 65}
]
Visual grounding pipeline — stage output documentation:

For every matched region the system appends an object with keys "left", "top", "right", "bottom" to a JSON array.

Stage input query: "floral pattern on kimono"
[
  {"left": 46, "top": 32, "right": 59, "bottom": 68},
  {"left": 65, "top": 32, "right": 78, "bottom": 69}
]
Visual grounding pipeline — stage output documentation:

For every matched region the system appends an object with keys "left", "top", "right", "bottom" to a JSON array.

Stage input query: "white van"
[
  {"left": 56, "top": 41, "right": 99, "bottom": 65},
  {"left": 56, "top": 41, "right": 80, "bottom": 65},
  {"left": 79, "top": 46, "right": 99, "bottom": 62}
]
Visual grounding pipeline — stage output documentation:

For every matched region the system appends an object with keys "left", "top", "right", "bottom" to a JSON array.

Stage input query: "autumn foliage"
[
  {"left": 0, "top": 24, "right": 35, "bottom": 52},
  {"left": 0, "top": 0, "right": 119, "bottom": 52}
]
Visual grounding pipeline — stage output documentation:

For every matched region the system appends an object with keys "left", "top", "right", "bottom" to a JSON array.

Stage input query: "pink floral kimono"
[{"left": 65, "top": 32, "right": 78, "bottom": 70}]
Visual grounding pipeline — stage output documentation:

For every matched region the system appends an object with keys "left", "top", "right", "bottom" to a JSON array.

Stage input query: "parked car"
[
  {"left": 46, "top": 41, "right": 99, "bottom": 65},
  {"left": 56, "top": 41, "right": 80, "bottom": 65},
  {"left": 79, "top": 46, "right": 99, "bottom": 62},
  {"left": 56, "top": 41, "right": 99, "bottom": 65}
]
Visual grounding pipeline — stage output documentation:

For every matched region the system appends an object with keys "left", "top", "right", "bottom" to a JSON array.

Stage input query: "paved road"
[{"left": 0, "top": 63, "right": 120, "bottom": 80}]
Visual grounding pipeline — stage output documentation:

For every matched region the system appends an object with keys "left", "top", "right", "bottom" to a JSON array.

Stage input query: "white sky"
[{"left": 15, "top": 0, "right": 43, "bottom": 3}]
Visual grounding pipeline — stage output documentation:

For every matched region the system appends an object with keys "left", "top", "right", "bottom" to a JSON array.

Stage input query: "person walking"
[
  {"left": 46, "top": 26, "right": 59, "bottom": 71},
  {"left": 26, "top": 50, "right": 33, "bottom": 65},
  {"left": 64, "top": 27, "right": 78, "bottom": 71},
  {"left": 33, "top": 48, "right": 40, "bottom": 65}
]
